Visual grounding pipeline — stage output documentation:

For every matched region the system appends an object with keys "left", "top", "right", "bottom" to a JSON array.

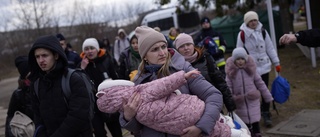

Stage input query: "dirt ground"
[{"left": 255, "top": 45, "right": 320, "bottom": 136}]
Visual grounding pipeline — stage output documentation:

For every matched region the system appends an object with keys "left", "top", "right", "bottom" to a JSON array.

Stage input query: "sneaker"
[{"left": 262, "top": 112, "right": 272, "bottom": 127}]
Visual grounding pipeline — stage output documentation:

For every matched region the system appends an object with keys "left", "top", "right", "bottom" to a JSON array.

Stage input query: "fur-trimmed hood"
[{"left": 225, "top": 55, "right": 256, "bottom": 79}]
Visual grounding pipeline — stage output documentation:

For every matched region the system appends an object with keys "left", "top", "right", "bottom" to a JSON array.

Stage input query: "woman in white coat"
[{"left": 236, "top": 11, "right": 281, "bottom": 128}]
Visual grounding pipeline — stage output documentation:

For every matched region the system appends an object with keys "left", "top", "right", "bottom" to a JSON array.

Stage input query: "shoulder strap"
[
  {"left": 241, "top": 28, "right": 266, "bottom": 42},
  {"left": 34, "top": 79, "right": 39, "bottom": 98},
  {"left": 240, "top": 30, "right": 245, "bottom": 44},
  {"left": 262, "top": 28, "right": 266, "bottom": 39},
  {"left": 61, "top": 68, "right": 75, "bottom": 100},
  {"left": 34, "top": 69, "right": 74, "bottom": 101},
  {"left": 240, "top": 30, "right": 249, "bottom": 54}
]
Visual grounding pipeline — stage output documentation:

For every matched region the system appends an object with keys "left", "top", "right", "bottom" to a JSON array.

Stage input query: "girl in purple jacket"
[{"left": 225, "top": 47, "right": 273, "bottom": 137}]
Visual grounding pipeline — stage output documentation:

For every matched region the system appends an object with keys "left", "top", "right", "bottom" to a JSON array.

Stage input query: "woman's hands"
[
  {"left": 181, "top": 125, "right": 202, "bottom": 137},
  {"left": 123, "top": 92, "right": 141, "bottom": 121},
  {"left": 80, "top": 57, "right": 89, "bottom": 69},
  {"left": 184, "top": 69, "right": 200, "bottom": 79}
]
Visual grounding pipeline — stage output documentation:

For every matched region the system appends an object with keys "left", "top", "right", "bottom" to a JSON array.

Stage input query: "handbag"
[{"left": 10, "top": 111, "right": 35, "bottom": 137}]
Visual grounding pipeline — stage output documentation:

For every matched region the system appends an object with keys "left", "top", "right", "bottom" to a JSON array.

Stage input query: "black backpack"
[{"left": 34, "top": 68, "right": 95, "bottom": 121}]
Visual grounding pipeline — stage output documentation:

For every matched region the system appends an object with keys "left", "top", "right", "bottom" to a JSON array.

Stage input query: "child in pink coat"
[
  {"left": 96, "top": 69, "right": 250, "bottom": 137},
  {"left": 225, "top": 47, "right": 274, "bottom": 137}
]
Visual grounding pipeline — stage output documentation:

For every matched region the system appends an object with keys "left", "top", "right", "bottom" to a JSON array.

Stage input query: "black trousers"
[
  {"left": 246, "top": 122, "right": 261, "bottom": 134},
  {"left": 260, "top": 73, "right": 270, "bottom": 112},
  {"left": 105, "top": 112, "right": 123, "bottom": 137},
  {"left": 92, "top": 111, "right": 123, "bottom": 137}
]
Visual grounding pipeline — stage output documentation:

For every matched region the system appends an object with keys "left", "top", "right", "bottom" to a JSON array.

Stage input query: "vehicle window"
[
  {"left": 147, "top": 17, "right": 174, "bottom": 31},
  {"left": 177, "top": 12, "right": 200, "bottom": 28}
]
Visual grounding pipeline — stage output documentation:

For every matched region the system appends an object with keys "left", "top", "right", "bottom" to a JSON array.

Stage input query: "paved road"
[
  {"left": 0, "top": 77, "right": 17, "bottom": 137},
  {"left": 0, "top": 77, "right": 133, "bottom": 137}
]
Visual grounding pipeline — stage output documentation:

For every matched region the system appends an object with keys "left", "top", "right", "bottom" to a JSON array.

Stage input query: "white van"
[{"left": 141, "top": 7, "right": 201, "bottom": 37}]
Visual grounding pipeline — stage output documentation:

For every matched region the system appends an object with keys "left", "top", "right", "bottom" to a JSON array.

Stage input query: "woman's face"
[
  {"left": 144, "top": 42, "right": 168, "bottom": 65},
  {"left": 177, "top": 43, "right": 195, "bottom": 56},
  {"left": 131, "top": 38, "right": 139, "bottom": 52},
  {"left": 84, "top": 46, "right": 98, "bottom": 60},
  {"left": 247, "top": 19, "right": 258, "bottom": 29},
  {"left": 235, "top": 58, "right": 246, "bottom": 68},
  {"left": 170, "top": 29, "right": 178, "bottom": 37}
]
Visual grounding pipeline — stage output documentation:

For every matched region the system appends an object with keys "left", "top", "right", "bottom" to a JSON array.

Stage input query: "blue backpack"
[
  {"left": 198, "top": 36, "right": 219, "bottom": 55},
  {"left": 271, "top": 75, "right": 290, "bottom": 104}
]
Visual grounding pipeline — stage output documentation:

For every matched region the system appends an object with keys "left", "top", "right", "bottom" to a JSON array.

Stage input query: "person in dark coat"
[
  {"left": 174, "top": 33, "right": 236, "bottom": 113},
  {"left": 56, "top": 33, "right": 81, "bottom": 69},
  {"left": 101, "top": 37, "right": 113, "bottom": 56},
  {"left": 279, "top": 28, "right": 320, "bottom": 47},
  {"left": 5, "top": 56, "right": 33, "bottom": 137},
  {"left": 79, "top": 38, "right": 122, "bottom": 137},
  {"left": 28, "top": 35, "right": 93, "bottom": 137},
  {"left": 118, "top": 34, "right": 141, "bottom": 81},
  {"left": 194, "top": 17, "right": 227, "bottom": 75}
]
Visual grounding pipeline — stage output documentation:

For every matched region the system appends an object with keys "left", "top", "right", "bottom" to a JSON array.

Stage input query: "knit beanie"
[
  {"left": 97, "top": 79, "right": 134, "bottom": 92},
  {"left": 244, "top": 11, "right": 259, "bottom": 25},
  {"left": 82, "top": 38, "right": 100, "bottom": 51},
  {"left": 135, "top": 26, "right": 167, "bottom": 58},
  {"left": 15, "top": 56, "right": 29, "bottom": 79},
  {"left": 200, "top": 17, "right": 210, "bottom": 24},
  {"left": 56, "top": 33, "right": 65, "bottom": 41},
  {"left": 232, "top": 47, "right": 248, "bottom": 61},
  {"left": 173, "top": 33, "right": 194, "bottom": 49}
]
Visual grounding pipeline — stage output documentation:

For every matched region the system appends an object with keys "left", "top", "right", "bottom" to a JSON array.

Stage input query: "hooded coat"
[
  {"left": 225, "top": 55, "right": 273, "bottom": 124},
  {"left": 120, "top": 49, "right": 223, "bottom": 137},
  {"left": 118, "top": 47, "right": 141, "bottom": 80},
  {"left": 114, "top": 29, "right": 130, "bottom": 64},
  {"left": 191, "top": 50, "right": 236, "bottom": 112},
  {"left": 28, "top": 35, "right": 93, "bottom": 137},
  {"left": 236, "top": 22, "right": 280, "bottom": 75},
  {"left": 79, "top": 49, "right": 118, "bottom": 90}
]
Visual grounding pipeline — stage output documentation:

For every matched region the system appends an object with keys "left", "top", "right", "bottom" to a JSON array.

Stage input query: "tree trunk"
[{"left": 278, "top": 0, "right": 294, "bottom": 33}]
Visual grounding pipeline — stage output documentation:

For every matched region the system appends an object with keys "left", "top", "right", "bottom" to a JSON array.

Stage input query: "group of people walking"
[{"left": 5, "top": 9, "right": 318, "bottom": 137}]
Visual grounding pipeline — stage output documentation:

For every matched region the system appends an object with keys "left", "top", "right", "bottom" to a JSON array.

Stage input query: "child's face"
[
  {"left": 131, "top": 38, "right": 138, "bottom": 52},
  {"left": 235, "top": 58, "right": 246, "bottom": 68}
]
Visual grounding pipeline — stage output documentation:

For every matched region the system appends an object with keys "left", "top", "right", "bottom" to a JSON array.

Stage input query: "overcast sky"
[{"left": 0, "top": 0, "right": 178, "bottom": 31}]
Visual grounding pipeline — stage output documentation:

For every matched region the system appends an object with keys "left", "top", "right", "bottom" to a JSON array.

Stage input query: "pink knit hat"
[
  {"left": 135, "top": 26, "right": 167, "bottom": 58},
  {"left": 173, "top": 33, "right": 194, "bottom": 49}
]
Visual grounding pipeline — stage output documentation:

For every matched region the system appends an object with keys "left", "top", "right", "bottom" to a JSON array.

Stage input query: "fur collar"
[{"left": 225, "top": 55, "right": 256, "bottom": 79}]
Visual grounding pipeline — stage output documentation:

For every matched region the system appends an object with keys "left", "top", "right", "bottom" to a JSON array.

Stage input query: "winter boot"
[{"left": 262, "top": 112, "right": 272, "bottom": 127}]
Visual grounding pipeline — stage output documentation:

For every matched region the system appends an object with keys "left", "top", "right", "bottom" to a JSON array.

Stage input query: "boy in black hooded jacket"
[{"left": 28, "top": 35, "right": 93, "bottom": 137}]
